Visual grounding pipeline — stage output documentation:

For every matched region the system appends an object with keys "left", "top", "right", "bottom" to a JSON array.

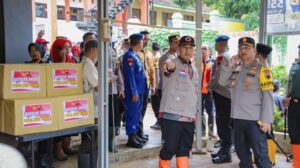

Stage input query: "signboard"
[{"left": 267, "top": 0, "right": 300, "bottom": 34}]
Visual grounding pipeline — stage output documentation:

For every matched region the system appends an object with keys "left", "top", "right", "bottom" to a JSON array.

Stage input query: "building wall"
[
  {"left": 0, "top": 1, "right": 5, "bottom": 63},
  {"left": 3, "top": 0, "right": 33, "bottom": 63},
  {"left": 33, "top": 0, "right": 96, "bottom": 44},
  {"left": 131, "top": 0, "right": 210, "bottom": 26}
]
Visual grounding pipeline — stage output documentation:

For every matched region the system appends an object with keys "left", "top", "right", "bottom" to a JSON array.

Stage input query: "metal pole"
[
  {"left": 195, "top": 0, "right": 203, "bottom": 152},
  {"left": 259, "top": 0, "right": 267, "bottom": 43},
  {"left": 97, "top": 0, "right": 109, "bottom": 168}
]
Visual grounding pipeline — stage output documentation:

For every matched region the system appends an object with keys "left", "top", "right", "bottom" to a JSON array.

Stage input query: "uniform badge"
[
  {"left": 245, "top": 77, "right": 252, "bottom": 90},
  {"left": 260, "top": 66, "right": 274, "bottom": 91},
  {"left": 127, "top": 58, "right": 133, "bottom": 66},
  {"left": 179, "top": 69, "right": 187, "bottom": 78},
  {"left": 216, "top": 56, "right": 223, "bottom": 65},
  {"left": 263, "top": 69, "right": 271, "bottom": 79}
]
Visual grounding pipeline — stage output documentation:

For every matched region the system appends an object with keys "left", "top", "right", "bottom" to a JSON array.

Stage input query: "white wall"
[
  {"left": 33, "top": 0, "right": 92, "bottom": 44},
  {"left": 286, "top": 35, "right": 300, "bottom": 70}
]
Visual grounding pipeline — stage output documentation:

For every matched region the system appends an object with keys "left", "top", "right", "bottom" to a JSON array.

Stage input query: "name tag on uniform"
[{"left": 260, "top": 66, "right": 274, "bottom": 91}]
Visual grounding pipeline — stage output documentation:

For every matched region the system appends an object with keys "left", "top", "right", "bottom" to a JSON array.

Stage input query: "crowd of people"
[{"left": 22, "top": 29, "right": 300, "bottom": 168}]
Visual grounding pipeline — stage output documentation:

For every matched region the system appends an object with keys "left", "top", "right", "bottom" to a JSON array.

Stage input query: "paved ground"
[
  {"left": 53, "top": 105, "right": 293, "bottom": 168},
  {"left": 115, "top": 153, "right": 292, "bottom": 168}
]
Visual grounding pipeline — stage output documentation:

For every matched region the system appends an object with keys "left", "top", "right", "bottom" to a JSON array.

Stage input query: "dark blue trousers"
[{"left": 233, "top": 119, "right": 271, "bottom": 168}]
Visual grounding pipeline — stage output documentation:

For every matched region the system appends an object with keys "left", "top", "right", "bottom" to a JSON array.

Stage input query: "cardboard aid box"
[
  {"left": 3, "top": 98, "right": 58, "bottom": 135},
  {"left": 0, "top": 64, "right": 46, "bottom": 99},
  {"left": 47, "top": 64, "right": 83, "bottom": 97},
  {"left": 57, "top": 94, "right": 94, "bottom": 130}
]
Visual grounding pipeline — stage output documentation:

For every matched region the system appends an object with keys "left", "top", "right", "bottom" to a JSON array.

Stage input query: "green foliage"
[
  {"left": 172, "top": 0, "right": 195, "bottom": 8},
  {"left": 202, "top": 30, "right": 218, "bottom": 45},
  {"left": 273, "top": 106, "right": 285, "bottom": 132},
  {"left": 148, "top": 29, "right": 180, "bottom": 51},
  {"left": 148, "top": 28, "right": 218, "bottom": 51},
  {"left": 272, "top": 36, "right": 288, "bottom": 64},
  {"left": 272, "top": 64, "right": 288, "bottom": 88},
  {"left": 172, "top": 0, "right": 260, "bottom": 30}
]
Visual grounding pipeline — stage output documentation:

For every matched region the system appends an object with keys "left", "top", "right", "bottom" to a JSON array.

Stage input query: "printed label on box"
[
  {"left": 53, "top": 69, "right": 78, "bottom": 89},
  {"left": 23, "top": 103, "right": 52, "bottom": 127},
  {"left": 63, "top": 99, "right": 89, "bottom": 122},
  {"left": 11, "top": 70, "right": 41, "bottom": 92}
]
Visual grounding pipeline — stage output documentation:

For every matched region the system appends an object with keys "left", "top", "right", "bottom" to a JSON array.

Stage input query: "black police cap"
[
  {"left": 152, "top": 42, "right": 160, "bottom": 51},
  {"left": 256, "top": 43, "right": 273, "bottom": 56},
  {"left": 179, "top": 36, "right": 195, "bottom": 46},
  {"left": 238, "top": 37, "right": 255, "bottom": 48}
]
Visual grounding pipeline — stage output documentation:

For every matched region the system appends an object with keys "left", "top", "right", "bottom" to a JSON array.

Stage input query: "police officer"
[
  {"left": 137, "top": 30, "right": 156, "bottom": 141},
  {"left": 158, "top": 36, "right": 199, "bottom": 168},
  {"left": 207, "top": 35, "right": 233, "bottom": 163},
  {"left": 256, "top": 43, "right": 277, "bottom": 165},
  {"left": 219, "top": 37, "right": 273, "bottom": 168},
  {"left": 285, "top": 44, "right": 300, "bottom": 168},
  {"left": 150, "top": 42, "right": 162, "bottom": 130},
  {"left": 122, "top": 33, "right": 147, "bottom": 148},
  {"left": 256, "top": 43, "right": 272, "bottom": 66}
]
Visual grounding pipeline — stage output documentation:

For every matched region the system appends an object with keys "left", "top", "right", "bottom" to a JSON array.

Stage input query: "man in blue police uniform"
[
  {"left": 207, "top": 35, "right": 233, "bottom": 164},
  {"left": 122, "top": 33, "right": 147, "bottom": 148}
]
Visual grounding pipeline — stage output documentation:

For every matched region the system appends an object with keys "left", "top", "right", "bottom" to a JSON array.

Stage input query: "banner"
[
  {"left": 63, "top": 99, "right": 89, "bottom": 122},
  {"left": 53, "top": 69, "right": 78, "bottom": 89},
  {"left": 23, "top": 103, "right": 52, "bottom": 127},
  {"left": 11, "top": 70, "right": 41, "bottom": 92},
  {"left": 267, "top": 0, "right": 300, "bottom": 34}
]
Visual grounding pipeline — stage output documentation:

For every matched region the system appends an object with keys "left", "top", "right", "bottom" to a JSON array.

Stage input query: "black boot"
[
  {"left": 126, "top": 135, "right": 143, "bottom": 148},
  {"left": 212, "top": 147, "right": 232, "bottom": 164},
  {"left": 135, "top": 135, "right": 147, "bottom": 144},
  {"left": 137, "top": 125, "right": 149, "bottom": 140},
  {"left": 211, "top": 147, "right": 223, "bottom": 158}
]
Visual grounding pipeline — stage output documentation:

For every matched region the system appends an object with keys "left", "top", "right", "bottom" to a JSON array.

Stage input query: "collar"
[
  {"left": 83, "top": 56, "right": 95, "bottom": 65},
  {"left": 178, "top": 56, "right": 191, "bottom": 64}
]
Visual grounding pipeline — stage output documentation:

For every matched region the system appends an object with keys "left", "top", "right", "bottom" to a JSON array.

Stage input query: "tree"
[{"left": 172, "top": 0, "right": 260, "bottom": 30}]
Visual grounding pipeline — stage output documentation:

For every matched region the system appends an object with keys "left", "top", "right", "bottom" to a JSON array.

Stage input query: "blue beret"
[
  {"left": 215, "top": 35, "right": 230, "bottom": 42},
  {"left": 129, "top": 33, "right": 144, "bottom": 41}
]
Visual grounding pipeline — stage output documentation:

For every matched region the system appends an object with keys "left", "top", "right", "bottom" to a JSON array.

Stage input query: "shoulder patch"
[
  {"left": 127, "top": 58, "right": 134, "bottom": 66},
  {"left": 260, "top": 66, "right": 274, "bottom": 91}
]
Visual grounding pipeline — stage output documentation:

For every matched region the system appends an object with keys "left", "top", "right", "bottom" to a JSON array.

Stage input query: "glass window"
[
  {"left": 57, "top": 6, "right": 65, "bottom": 20},
  {"left": 162, "top": 12, "right": 172, "bottom": 27},
  {"left": 184, "top": 15, "right": 194, "bottom": 21},
  {"left": 35, "top": 3, "right": 47, "bottom": 18},
  {"left": 150, "top": 11, "right": 156, "bottom": 25},
  {"left": 70, "top": 7, "right": 84, "bottom": 21},
  {"left": 132, "top": 8, "right": 141, "bottom": 20}
]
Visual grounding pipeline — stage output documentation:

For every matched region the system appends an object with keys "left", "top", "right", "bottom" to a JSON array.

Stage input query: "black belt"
[{"left": 291, "top": 98, "right": 300, "bottom": 103}]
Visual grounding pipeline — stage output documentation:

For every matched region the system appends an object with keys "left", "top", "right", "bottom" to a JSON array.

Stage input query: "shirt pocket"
[
  {"left": 170, "top": 93, "right": 186, "bottom": 112},
  {"left": 175, "top": 77, "right": 188, "bottom": 91}
]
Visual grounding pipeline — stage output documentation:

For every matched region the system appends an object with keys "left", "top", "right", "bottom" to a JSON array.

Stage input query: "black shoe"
[
  {"left": 135, "top": 135, "right": 147, "bottom": 144},
  {"left": 126, "top": 135, "right": 143, "bottom": 148},
  {"left": 214, "top": 141, "right": 221, "bottom": 148},
  {"left": 137, "top": 132, "right": 149, "bottom": 141},
  {"left": 212, "top": 154, "right": 232, "bottom": 164},
  {"left": 211, "top": 147, "right": 223, "bottom": 158}
]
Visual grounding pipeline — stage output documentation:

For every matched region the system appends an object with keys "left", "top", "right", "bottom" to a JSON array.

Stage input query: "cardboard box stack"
[{"left": 0, "top": 64, "right": 94, "bottom": 136}]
